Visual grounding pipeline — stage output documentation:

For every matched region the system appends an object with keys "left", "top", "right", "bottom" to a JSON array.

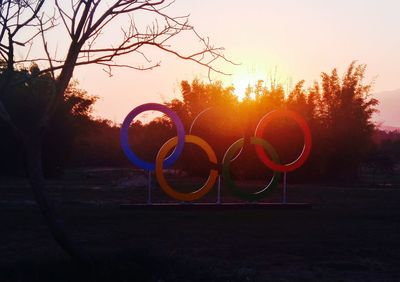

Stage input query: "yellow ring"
[{"left": 155, "top": 135, "right": 218, "bottom": 202}]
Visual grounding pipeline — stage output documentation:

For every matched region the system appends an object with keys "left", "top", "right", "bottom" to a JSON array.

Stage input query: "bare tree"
[{"left": 0, "top": 0, "right": 232, "bottom": 263}]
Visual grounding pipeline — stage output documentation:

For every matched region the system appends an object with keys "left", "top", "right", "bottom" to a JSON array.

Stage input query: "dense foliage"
[
  {"left": 0, "top": 64, "right": 97, "bottom": 176},
  {"left": 1, "top": 62, "right": 398, "bottom": 183}
]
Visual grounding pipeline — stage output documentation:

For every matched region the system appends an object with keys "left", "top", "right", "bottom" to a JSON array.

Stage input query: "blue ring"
[{"left": 120, "top": 103, "right": 185, "bottom": 171}]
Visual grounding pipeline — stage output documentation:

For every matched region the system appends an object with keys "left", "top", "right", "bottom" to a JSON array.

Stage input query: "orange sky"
[{"left": 31, "top": 1, "right": 400, "bottom": 126}]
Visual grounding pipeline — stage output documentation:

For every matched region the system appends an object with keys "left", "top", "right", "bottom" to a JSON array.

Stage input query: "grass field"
[{"left": 1, "top": 172, "right": 400, "bottom": 281}]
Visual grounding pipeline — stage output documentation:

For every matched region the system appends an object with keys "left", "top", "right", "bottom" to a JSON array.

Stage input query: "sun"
[
  {"left": 224, "top": 66, "right": 270, "bottom": 101},
  {"left": 227, "top": 65, "right": 291, "bottom": 101},
  {"left": 233, "top": 78, "right": 251, "bottom": 100},
  {"left": 232, "top": 76, "right": 264, "bottom": 101}
]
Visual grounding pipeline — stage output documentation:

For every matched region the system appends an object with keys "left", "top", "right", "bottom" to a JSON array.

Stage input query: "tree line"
[{"left": 1, "top": 62, "right": 398, "bottom": 183}]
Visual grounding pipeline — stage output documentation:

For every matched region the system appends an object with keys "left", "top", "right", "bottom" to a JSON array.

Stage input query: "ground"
[{"left": 0, "top": 170, "right": 399, "bottom": 281}]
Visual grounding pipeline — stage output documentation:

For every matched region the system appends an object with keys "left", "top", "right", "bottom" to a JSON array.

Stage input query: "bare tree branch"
[{"left": 0, "top": 0, "right": 236, "bottom": 263}]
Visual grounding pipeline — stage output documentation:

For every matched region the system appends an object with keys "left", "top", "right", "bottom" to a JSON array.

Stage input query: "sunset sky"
[{"left": 69, "top": 0, "right": 400, "bottom": 126}]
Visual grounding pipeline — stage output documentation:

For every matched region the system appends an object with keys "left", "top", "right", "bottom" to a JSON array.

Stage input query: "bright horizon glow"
[
  {"left": 227, "top": 65, "right": 293, "bottom": 100},
  {"left": 233, "top": 79, "right": 252, "bottom": 101},
  {"left": 33, "top": 0, "right": 400, "bottom": 127}
]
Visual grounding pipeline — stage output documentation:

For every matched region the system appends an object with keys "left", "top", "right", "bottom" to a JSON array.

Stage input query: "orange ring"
[
  {"left": 155, "top": 135, "right": 219, "bottom": 201},
  {"left": 254, "top": 109, "right": 312, "bottom": 172}
]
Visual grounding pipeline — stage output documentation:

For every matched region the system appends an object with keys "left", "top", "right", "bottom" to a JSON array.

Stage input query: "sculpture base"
[{"left": 120, "top": 202, "right": 312, "bottom": 211}]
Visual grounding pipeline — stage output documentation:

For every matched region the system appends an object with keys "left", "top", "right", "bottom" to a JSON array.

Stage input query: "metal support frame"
[
  {"left": 217, "top": 175, "right": 222, "bottom": 204},
  {"left": 283, "top": 172, "right": 287, "bottom": 204},
  {"left": 147, "top": 170, "right": 152, "bottom": 205}
]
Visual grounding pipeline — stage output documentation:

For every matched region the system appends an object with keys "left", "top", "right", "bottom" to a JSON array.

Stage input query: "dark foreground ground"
[{"left": 1, "top": 171, "right": 400, "bottom": 281}]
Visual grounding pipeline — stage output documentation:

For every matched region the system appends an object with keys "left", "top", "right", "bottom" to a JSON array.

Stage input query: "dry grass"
[{"left": 0, "top": 175, "right": 400, "bottom": 281}]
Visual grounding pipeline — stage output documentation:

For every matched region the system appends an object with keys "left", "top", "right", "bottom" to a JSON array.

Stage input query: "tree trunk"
[{"left": 24, "top": 133, "right": 89, "bottom": 265}]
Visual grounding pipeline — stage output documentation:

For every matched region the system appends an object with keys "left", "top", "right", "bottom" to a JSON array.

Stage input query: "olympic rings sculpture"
[{"left": 120, "top": 103, "right": 312, "bottom": 202}]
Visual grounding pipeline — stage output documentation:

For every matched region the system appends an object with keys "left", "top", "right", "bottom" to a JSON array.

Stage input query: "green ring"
[{"left": 222, "top": 137, "right": 281, "bottom": 202}]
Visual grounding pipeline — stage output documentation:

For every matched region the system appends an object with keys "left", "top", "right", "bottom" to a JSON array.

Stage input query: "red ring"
[{"left": 254, "top": 109, "right": 312, "bottom": 172}]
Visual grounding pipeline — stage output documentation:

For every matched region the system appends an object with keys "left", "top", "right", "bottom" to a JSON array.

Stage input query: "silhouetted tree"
[
  {"left": 318, "top": 62, "right": 378, "bottom": 180},
  {"left": 0, "top": 0, "right": 231, "bottom": 263},
  {"left": 165, "top": 63, "right": 378, "bottom": 182},
  {"left": 0, "top": 64, "right": 97, "bottom": 177},
  {"left": 164, "top": 80, "right": 241, "bottom": 175}
]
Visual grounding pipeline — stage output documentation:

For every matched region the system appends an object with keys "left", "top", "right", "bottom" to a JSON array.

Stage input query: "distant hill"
[
  {"left": 372, "top": 89, "right": 400, "bottom": 128},
  {"left": 379, "top": 125, "right": 400, "bottom": 132}
]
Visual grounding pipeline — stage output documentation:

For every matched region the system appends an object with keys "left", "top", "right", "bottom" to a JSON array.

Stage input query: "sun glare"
[
  {"left": 228, "top": 66, "right": 292, "bottom": 101},
  {"left": 233, "top": 78, "right": 251, "bottom": 100},
  {"left": 232, "top": 76, "right": 264, "bottom": 101}
]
